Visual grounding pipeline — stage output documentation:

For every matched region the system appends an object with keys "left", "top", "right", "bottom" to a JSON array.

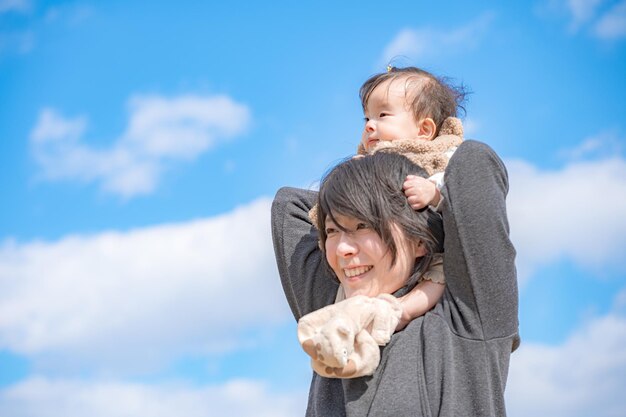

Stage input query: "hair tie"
[{"left": 387, "top": 65, "right": 393, "bottom": 73}]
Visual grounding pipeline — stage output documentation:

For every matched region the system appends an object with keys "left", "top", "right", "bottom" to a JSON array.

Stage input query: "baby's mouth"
[
  {"left": 366, "top": 138, "right": 379, "bottom": 148},
  {"left": 343, "top": 265, "right": 373, "bottom": 278}
]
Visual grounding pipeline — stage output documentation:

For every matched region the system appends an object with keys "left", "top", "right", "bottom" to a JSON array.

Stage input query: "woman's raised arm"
[
  {"left": 271, "top": 187, "right": 338, "bottom": 320},
  {"left": 440, "top": 140, "right": 519, "bottom": 348}
]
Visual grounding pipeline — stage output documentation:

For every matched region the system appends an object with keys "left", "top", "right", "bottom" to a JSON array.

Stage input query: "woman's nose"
[{"left": 336, "top": 234, "right": 357, "bottom": 257}]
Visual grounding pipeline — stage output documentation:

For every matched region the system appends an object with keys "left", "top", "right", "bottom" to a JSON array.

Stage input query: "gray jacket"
[{"left": 271, "top": 140, "right": 520, "bottom": 417}]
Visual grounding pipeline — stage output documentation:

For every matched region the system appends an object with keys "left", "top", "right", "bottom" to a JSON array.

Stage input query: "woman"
[{"left": 272, "top": 142, "right": 519, "bottom": 416}]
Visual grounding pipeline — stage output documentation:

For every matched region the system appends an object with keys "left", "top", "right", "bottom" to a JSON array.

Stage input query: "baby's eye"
[
  {"left": 379, "top": 112, "right": 389, "bottom": 117},
  {"left": 363, "top": 117, "right": 370, "bottom": 123}
]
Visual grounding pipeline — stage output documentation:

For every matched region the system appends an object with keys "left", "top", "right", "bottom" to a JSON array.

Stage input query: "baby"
[
  {"left": 351, "top": 66, "right": 465, "bottom": 327},
  {"left": 360, "top": 66, "right": 465, "bottom": 211},
  {"left": 301, "top": 66, "right": 466, "bottom": 377}
]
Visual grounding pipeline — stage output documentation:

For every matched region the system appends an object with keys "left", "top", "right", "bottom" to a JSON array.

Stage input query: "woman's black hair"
[{"left": 317, "top": 151, "right": 444, "bottom": 289}]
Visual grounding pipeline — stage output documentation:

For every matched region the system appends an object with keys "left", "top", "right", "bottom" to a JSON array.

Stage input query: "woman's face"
[{"left": 324, "top": 212, "right": 424, "bottom": 298}]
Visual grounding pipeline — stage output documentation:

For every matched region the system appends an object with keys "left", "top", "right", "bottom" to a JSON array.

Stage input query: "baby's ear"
[{"left": 417, "top": 118, "right": 437, "bottom": 141}]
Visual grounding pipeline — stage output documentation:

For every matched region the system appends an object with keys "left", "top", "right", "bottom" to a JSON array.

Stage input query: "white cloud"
[
  {"left": 594, "top": 0, "right": 626, "bottom": 39},
  {"left": 380, "top": 29, "right": 428, "bottom": 66},
  {"left": 506, "top": 300, "right": 626, "bottom": 417},
  {"left": 0, "top": 30, "right": 35, "bottom": 55},
  {"left": 461, "top": 117, "right": 480, "bottom": 138},
  {"left": 557, "top": 130, "right": 624, "bottom": 160},
  {"left": 0, "top": 377, "right": 306, "bottom": 417},
  {"left": 0, "top": 198, "right": 288, "bottom": 374},
  {"left": 506, "top": 154, "right": 626, "bottom": 282},
  {"left": 30, "top": 94, "right": 251, "bottom": 198},
  {"left": 615, "top": 288, "right": 626, "bottom": 311},
  {"left": 547, "top": 0, "right": 626, "bottom": 39},
  {"left": 379, "top": 12, "right": 494, "bottom": 65},
  {"left": 30, "top": 109, "right": 88, "bottom": 143},
  {"left": 44, "top": 3, "right": 94, "bottom": 25},
  {"left": 566, "top": 0, "right": 607, "bottom": 27},
  {"left": 0, "top": 0, "right": 30, "bottom": 13}
]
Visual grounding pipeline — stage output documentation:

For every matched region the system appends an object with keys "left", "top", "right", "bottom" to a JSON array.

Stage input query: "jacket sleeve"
[
  {"left": 439, "top": 140, "right": 519, "bottom": 344},
  {"left": 271, "top": 187, "right": 339, "bottom": 321}
]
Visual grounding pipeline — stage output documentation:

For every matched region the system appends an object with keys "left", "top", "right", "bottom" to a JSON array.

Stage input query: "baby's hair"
[
  {"left": 360, "top": 66, "right": 468, "bottom": 136},
  {"left": 316, "top": 151, "right": 444, "bottom": 289}
]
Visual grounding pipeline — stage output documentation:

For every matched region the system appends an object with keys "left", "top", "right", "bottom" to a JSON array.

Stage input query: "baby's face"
[{"left": 361, "top": 78, "right": 421, "bottom": 151}]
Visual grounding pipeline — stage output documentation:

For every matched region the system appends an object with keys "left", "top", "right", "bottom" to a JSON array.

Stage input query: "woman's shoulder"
[
  {"left": 455, "top": 139, "right": 497, "bottom": 156},
  {"left": 452, "top": 140, "right": 506, "bottom": 172}
]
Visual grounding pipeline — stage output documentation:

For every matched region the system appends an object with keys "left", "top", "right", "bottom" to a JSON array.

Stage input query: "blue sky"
[{"left": 1, "top": 0, "right": 625, "bottom": 415}]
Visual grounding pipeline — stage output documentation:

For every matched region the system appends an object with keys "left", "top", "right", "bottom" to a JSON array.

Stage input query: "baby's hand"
[{"left": 403, "top": 175, "right": 440, "bottom": 210}]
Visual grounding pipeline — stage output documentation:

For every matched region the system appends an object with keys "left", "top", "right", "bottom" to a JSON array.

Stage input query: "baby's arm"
[
  {"left": 403, "top": 175, "right": 441, "bottom": 210},
  {"left": 396, "top": 275, "right": 445, "bottom": 330},
  {"left": 398, "top": 176, "right": 447, "bottom": 330}
]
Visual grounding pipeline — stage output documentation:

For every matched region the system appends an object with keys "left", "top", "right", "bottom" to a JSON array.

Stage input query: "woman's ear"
[
  {"left": 417, "top": 118, "right": 437, "bottom": 141},
  {"left": 414, "top": 240, "right": 428, "bottom": 257}
]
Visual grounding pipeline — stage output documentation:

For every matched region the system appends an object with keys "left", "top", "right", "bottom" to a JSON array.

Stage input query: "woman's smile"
[
  {"left": 325, "top": 212, "right": 418, "bottom": 298},
  {"left": 342, "top": 265, "right": 373, "bottom": 279}
]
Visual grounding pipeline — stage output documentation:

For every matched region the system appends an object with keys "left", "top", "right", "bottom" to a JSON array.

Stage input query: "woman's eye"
[
  {"left": 325, "top": 227, "right": 337, "bottom": 235},
  {"left": 356, "top": 222, "right": 370, "bottom": 230}
]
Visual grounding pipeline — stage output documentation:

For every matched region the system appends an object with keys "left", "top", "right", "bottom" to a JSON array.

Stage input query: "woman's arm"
[
  {"left": 271, "top": 187, "right": 339, "bottom": 320},
  {"left": 440, "top": 140, "right": 519, "bottom": 343}
]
